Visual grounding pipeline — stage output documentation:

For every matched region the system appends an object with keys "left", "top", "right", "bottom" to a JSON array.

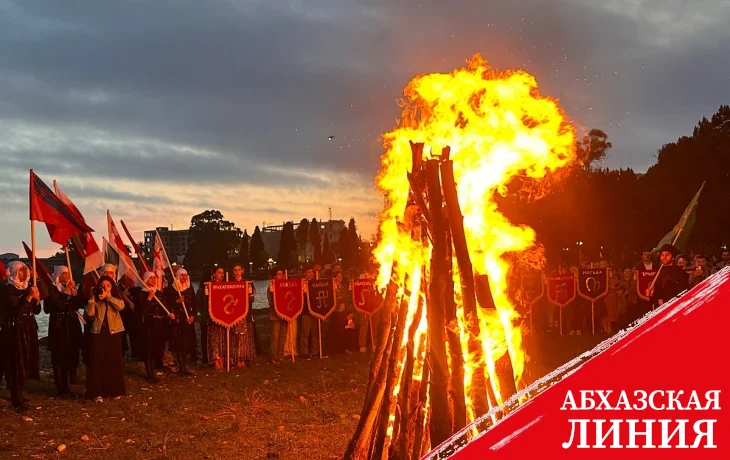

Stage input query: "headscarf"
[
  {"left": 175, "top": 267, "right": 190, "bottom": 291},
  {"left": 53, "top": 265, "right": 70, "bottom": 292},
  {"left": 7, "top": 261, "right": 30, "bottom": 290},
  {"left": 141, "top": 271, "right": 157, "bottom": 293},
  {"left": 101, "top": 264, "right": 118, "bottom": 276}
]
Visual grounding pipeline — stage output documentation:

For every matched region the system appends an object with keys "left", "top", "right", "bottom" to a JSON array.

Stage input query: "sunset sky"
[{"left": 2, "top": 0, "right": 728, "bottom": 256}]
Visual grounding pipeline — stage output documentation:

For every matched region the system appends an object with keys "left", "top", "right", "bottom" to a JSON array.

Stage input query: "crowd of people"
[
  {"left": 538, "top": 245, "right": 729, "bottom": 335},
  {"left": 0, "top": 259, "right": 377, "bottom": 413},
  {"left": 2, "top": 246, "right": 727, "bottom": 413}
]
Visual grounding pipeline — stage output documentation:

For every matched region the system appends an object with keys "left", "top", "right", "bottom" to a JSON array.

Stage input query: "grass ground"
[{"left": 1, "top": 311, "right": 606, "bottom": 459}]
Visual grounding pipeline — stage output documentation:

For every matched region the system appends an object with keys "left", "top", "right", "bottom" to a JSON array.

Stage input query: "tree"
[
  {"left": 348, "top": 218, "right": 361, "bottom": 267},
  {"left": 277, "top": 221, "right": 298, "bottom": 269},
  {"left": 250, "top": 226, "right": 266, "bottom": 269},
  {"left": 184, "top": 210, "right": 242, "bottom": 269},
  {"left": 239, "top": 230, "right": 250, "bottom": 268},
  {"left": 296, "top": 218, "right": 310, "bottom": 262},
  {"left": 309, "top": 218, "right": 321, "bottom": 263},
  {"left": 336, "top": 227, "right": 350, "bottom": 263},
  {"left": 322, "top": 232, "right": 332, "bottom": 264},
  {"left": 576, "top": 128, "right": 612, "bottom": 170}
]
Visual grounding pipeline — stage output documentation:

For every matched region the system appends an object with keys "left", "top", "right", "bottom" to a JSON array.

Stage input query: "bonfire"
[{"left": 345, "top": 54, "right": 577, "bottom": 459}]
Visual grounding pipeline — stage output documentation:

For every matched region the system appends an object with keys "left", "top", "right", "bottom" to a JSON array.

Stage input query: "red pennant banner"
[
  {"left": 429, "top": 268, "right": 730, "bottom": 459},
  {"left": 273, "top": 278, "right": 304, "bottom": 321},
  {"left": 352, "top": 278, "right": 381, "bottom": 315},
  {"left": 577, "top": 268, "right": 609, "bottom": 301},
  {"left": 547, "top": 274, "right": 577, "bottom": 307},
  {"left": 208, "top": 281, "right": 249, "bottom": 328},
  {"left": 637, "top": 269, "right": 658, "bottom": 301}
]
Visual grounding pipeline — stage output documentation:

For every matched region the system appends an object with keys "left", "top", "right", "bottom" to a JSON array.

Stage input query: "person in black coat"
[
  {"left": 132, "top": 272, "right": 175, "bottom": 383},
  {"left": 0, "top": 261, "right": 41, "bottom": 412},
  {"left": 646, "top": 244, "right": 690, "bottom": 307},
  {"left": 44, "top": 266, "right": 84, "bottom": 398},
  {"left": 165, "top": 268, "right": 197, "bottom": 376}
]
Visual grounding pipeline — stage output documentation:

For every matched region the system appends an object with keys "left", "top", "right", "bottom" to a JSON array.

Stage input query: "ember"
[{"left": 345, "top": 54, "right": 577, "bottom": 459}]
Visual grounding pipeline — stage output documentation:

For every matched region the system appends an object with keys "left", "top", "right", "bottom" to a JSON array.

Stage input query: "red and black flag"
[
  {"left": 29, "top": 170, "right": 93, "bottom": 245},
  {"left": 22, "top": 241, "right": 55, "bottom": 300}
]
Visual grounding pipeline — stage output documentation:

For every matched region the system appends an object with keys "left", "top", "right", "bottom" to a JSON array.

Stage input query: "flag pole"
[
  {"left": 156, "top": 230, "right": 189, "bottom": 319},
  {"left": 31, "top": 220, "right": 37, "bottom": 287},
  {"left": 65, "top": 246, "right": 74, "bottom": 283},
  {"left": 225, "top": 272, "right": 230, "bottom": 372},
  {"left": 648, "top": 182, "right": 706, "bottom": 293}
]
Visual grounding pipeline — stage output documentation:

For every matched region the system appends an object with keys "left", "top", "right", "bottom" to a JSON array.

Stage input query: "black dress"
[
  {"left": 0, "top": 283, "right": 41, "bottom": 407},
  {"left": 86, "top": 315, "right": 125, "bottom": 399},
  {"left": 166, "top": 286, "right": 198, "bottom": 355},
  {"left": 133, "top": 288, "right": 168, "bottom": 379},
  {"left": 44, "top": 287, "right": 83, "bottom": 395}
]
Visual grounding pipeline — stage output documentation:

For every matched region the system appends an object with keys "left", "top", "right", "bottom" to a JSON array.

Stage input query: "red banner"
[
  {"left": 547, "top": 274, "right": 576, "bottom": 307},
  {"left": 637, "top": 269, "right": 658, "bottom": 301},
  {"left": 577, "top": 268, "right": 609, "bottom": 302},
  {"left": 352, "top": 279, "right": 382, "bottom": 315},
  {"left": 273, "top": 278, "right": 304, "bottom": 321},
  {"left": 208, "top": 281, "right": 249, "bottom": 328}
]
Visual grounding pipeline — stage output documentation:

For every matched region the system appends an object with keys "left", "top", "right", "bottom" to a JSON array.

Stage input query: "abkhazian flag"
[
  {"left": 53, "top": 181, "right": 104, "bottom": 274},
  {"left": 103, "top": 237, "right": 143, "bottom": 288},
  {"left": 29, "top": 170, "right": 93, "bottom": 246},
  {"left": 152, "top": 231, "right": 169, "bottom": 289},
  {"left": 106, "top": 210, "right": 140, "bottom": 281},
  {"left": 120, "top": 219, "right": 152, "bottom": 273},
  {"left": 653, "top": 181, "right": 705, "bottom": 253}
]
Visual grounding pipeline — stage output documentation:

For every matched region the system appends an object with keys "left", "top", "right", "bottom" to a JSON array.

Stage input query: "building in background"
[
  {"left": 144, "top": 227, "right": 189, "bottom": 264},
  {"left": 261, "top": 219, "right": 345, "bottom": 263}
]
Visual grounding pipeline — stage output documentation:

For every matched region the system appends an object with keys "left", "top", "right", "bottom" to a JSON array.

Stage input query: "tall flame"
[{"left": 374, "top": 54, "right": 576, "bottom": 420}]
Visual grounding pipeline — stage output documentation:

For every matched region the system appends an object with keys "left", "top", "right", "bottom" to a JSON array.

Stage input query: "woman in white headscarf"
[
  {"left": 164, "top": 267, "right": 197, "bottom": 375},
  {"left": 43, "top": 266, "right": 83, "bottom": 398},
  {"left": 0, "top": 261, "right": 41, "bottom": 412},
  {"left": 132, "top": 272, "right": 174, "bottom": 383}
]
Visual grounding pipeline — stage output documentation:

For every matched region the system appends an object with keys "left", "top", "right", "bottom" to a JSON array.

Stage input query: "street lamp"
[{"left": 576, "top": 241, "right": 584, "bottom": 266}]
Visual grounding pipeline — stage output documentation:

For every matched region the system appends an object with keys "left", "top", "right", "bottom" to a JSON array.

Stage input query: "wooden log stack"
[{"left": 344, "top": 142, "right": 519, "bottom": 460}]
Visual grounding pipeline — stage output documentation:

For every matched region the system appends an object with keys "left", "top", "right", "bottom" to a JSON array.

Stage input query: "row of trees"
[
  {"left": 503, "top": 105, "right": 730, "bottom": 268},
  {"left": 183, "top": 211, "right": 367, "bottom": 271}
]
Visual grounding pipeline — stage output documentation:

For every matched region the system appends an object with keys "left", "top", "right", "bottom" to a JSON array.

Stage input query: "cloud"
[{"left": 1, "top": 0, "right": 728, "bottom": 254}]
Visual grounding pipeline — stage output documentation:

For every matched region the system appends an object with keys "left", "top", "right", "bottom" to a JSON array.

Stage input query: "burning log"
[
  {"left": 345, "top": 281, "right": 399, "bottom": 460},
  {"left": 473, "top": 273, "right": 518, "bottom": 404},
  {"left": 444, "top": 213, "right": 467, "bottom": 432},
  {"left": 375, "top": 291, "right": 411, "bottom": 458},
  {"left": 396, "top": 288, "right": 424, "bottom": 460},
  {"left": 424, "top": 159, "right": 453, "bottom": 447},
  {"left": 439, "top": 158, "right": 491, "bottom": 418}
]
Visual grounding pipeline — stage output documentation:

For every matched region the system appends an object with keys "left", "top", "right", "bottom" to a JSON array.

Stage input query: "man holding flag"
[{"left": 646, "top": 244, "right": 689, "bottom": 307}]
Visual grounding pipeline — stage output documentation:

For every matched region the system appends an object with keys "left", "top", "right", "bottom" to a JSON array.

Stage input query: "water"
[{"left": 36, "top": 279, "right": 271, "bottom": 338}]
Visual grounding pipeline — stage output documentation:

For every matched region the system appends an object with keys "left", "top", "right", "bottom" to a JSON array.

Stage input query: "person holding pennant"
[
  {"left": 306, "top": 270, "right": 337, "bottom": 359},
  {"left": 546, "top": 270, "right": 577, "bottom": 336},
  {"left": 351, "top": 274, "right": 382, "bottom": 352},
  {"left": 206, "top": 267, "right": 227, "bottom": 369},
  {"left": 577, "top": 267, "right": 609, "bottom": 335},
  {"left": 327, "top": 271, "right": 357, "bottom": 354},
  {"left": 230, "top": 264, "right": 256, "bottom": 368},
  {"left": 298, "top": 267, "right": 320, "bottom": 359},
  {"left": 133, "top": 272, "right": 174, "bottom": 383},
  {"left": 165, "top": 268, "right": 197, "bottom": 376},
  {"left": 272, "top": 273, "right": 305, "bottom": 363},
  {"left": 207, "top": 275, "right": 250, "bottom": 372},
  {"left": 267, "top": 268, "right": 288, "bottom": 364}
]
